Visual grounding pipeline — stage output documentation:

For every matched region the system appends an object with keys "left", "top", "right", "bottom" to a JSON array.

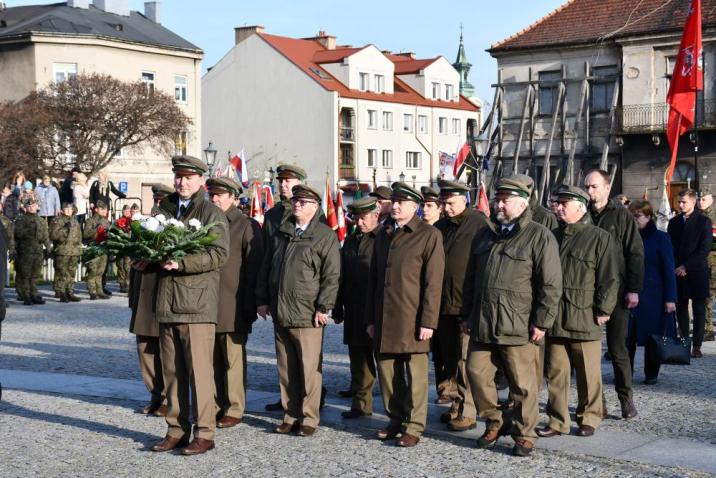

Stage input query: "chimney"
[
  {"left": 306, "top": 30, "right": 336, "bottom": 50},
  {"left": 144, "top": 1, "right": 160, "bottom": 23},
  {"left": 93, "top": 0, "right": 130, "bottom": 16},
  {"left": 234, "top": 25, "right": 264, "bottom": 45},
  {"left": 67, "top": 0, "right": 90, "bottom": 8},
  {"left": 397, "top": 52, "right": 416, "bottom": 60}
]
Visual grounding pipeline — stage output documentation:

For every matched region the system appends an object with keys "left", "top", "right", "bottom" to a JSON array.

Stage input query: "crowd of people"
[{"left": 0, "top": 158, "right": 712, "bottom": 458}]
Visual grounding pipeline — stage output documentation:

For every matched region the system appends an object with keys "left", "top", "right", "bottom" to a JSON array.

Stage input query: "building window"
[
  {"left": 359, "top": 72, "right": 370, "bottom": 91},
  {"left": 175, "top": 131, "right": 187, "bottom": 156},
  {"left": 174, "top": 75, "right": 188, "bottom": 103},
  {"left": 142, "top": 71, "right": 156, "bottom": 94},
  {"left": 374, "top": 74, "right": 385, "bottom": 93},
  {"left": 445, "top": 84, "right": 454, "bottom": 101},
  {"left": 53, "top": 63, "right": 77, "bottom": 83},
  {"left": 418, "top": 115, "right": 428, "bottom": 134},
  {"left": 367, "top": 148, "right": 377, "bottom": 168},
  {"left": 403, "top": 114, "right": 413, "bottom": 133},
  {"left": 340, "top": 144, "right": 354, "bottom": 167},
  {"left": 382, "top": 111, "right": 393, "bottom": 131},
  {"left": 452, "top": 118, "right": 460, "bottom": 135},
  {"left": 367, "top": 109, "right": 378, "bottom": 129},
  {"left": 406, "top": 151, "right": 421, "bottom": 169},
  {"left": 538, "top": 70, "right": 561, "bottom": 115},
  {"left": 438, "top": 117, "right": 448, "bottom": 134},
  {"left": 432, "top": 82, "right": 441, "bottom": 100},
  {"left": 591, "top": 65, "right": 618, "bottom": 113},
  {"left": 382, "top": 149, "right": 393, "bottom": 169}
]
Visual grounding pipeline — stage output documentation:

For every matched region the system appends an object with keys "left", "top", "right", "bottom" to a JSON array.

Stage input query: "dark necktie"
[{"left": 179, "top": 204, "right": 187, "bottom": 217}]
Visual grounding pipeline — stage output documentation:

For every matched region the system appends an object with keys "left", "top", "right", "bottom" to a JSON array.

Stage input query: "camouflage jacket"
[
  {"left": 14, "top": 213, "right": 50, "bottom": 256},
  {"left": 0, "top": 213, "right": 14, "bottom": 254},
  {"left": 83, "top": 213, "right": 110, "bottom": 245},
  {"left": 50, "top": 215, "right": 83, "bottom": 256}
]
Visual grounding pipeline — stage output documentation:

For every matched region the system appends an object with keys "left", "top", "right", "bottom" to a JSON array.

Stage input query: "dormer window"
[
  {"left": 359, "top": 72, "right": 370, "bottom": 91},
  {"left": 445, "top": 84, "right": 454, "bottom": 101},
  {"left": 374, "top": 74, "right": 385, "bottom": 93},
  {"left": 432, "top": 82, "right": 441, "bottom": 100}
]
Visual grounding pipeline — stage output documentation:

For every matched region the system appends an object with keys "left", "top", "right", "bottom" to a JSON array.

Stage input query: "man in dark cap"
[
  {"left": 462, "top": 174, "right": 562, "bottom": 457},
  {"left": 14, "top": 196, "right": 51, "bottom": 305},
  {"left": 334, "top": 197, "right": 381, "bottom": 419},
  {"left": 366, "top": 182, "right": 445, "bottom": 447},
  {"left": 83, "top": 200, "right": 111, "bottom": 300},
  {"left": 697, "top": 189, "right": 716, "bottom": 341},
  {"left": 537, "top": 185, "right": 618, "bottom": 439},
  {"left": 206, "top": 177, "right": 264, "bottom": 429},
  {"left": 434, "top": 180, "right": 487, "bottom": 432},
  {"left": 420, "top": 186, "right": 441, "bottom": 226},
  {"left": 369, "top": 185, "right": 393, "bottom": 224},
  {"left": 149, "top": 155, "right": 229, "bottom": 456},
  {"left": 152, "top": 184, "right": 174, "bottom": 214},
  {"left": 256, "top": 184, "right": 340, "bottom": 437}
]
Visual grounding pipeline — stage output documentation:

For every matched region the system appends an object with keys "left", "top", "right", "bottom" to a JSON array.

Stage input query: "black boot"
[
  {"left": 103, "top": 288, "right": 113, "bottom": 296},
  {"left": 67, "top": 292, "right": 82, "bottom": 302},
  {"left": 23, "top": 298, "right": 33, "bottom": 306},
  {"left": 31, "top": 295, "right": 46, "bottom": 304},
  {"left": 59, "top": 292, "right": 69, "bottom": 303}
]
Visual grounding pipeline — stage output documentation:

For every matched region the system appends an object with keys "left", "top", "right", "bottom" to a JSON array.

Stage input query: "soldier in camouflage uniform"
[
  {"left": 114, "top": 205, "right": 132, "bottom": 293},
  {"left": 51, "top": 203, "right": 83, "bottom": 302},
  {"left": 0, "top": 209, "right": 15, "bottom": 260},
  {"left": 13, "top": 196, "right": 50, "bottom": 305},
  {"left": 697, "top": 190, "right": 716, "bottom": 341},
  {"left": 83, "top": 200, "right": 111, "bottom": 300}
]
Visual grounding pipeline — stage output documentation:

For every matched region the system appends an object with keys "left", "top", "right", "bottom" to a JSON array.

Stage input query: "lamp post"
[
  {"left": 471, "top": 133, "right": 490, "bottom": 204},
  {"left": 412, "top": 175, "right": 416, "bottom": 188},
  {"left": 203, "top": 141, "right": 217, "bottom": 177},
  {"left": 372, "top": 167, "right": 377, "bottom": 189},
  {"left": 399, "top": 171, "right": 405, "bottom": 183}
]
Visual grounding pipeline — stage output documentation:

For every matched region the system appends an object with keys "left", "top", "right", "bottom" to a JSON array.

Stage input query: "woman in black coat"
[{"left": 89, "top": 170, "right": 126, "bottom": 215}]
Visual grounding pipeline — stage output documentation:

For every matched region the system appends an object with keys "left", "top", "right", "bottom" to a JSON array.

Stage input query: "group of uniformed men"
[{"left": 117, "top": 152, "right": 649, "bottom": 458}]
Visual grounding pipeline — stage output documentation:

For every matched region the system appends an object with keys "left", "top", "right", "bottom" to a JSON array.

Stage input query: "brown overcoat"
[
  {"left": 129, "top": 268, "right": 159, "bottom": 337},
  {"left": 216, "top": 206, "right": 264, "bottom": 334},
  {"left": 366, "top": 215, "right": 445, "bottom": 354}
]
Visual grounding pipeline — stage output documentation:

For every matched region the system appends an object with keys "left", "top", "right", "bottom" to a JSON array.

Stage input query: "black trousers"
[
  {"left": 606, "top": 297, "right": 633, "bottom": 401},
  {"left": 625, "top": 334, "right": 660, "bottom": 380},
  {"left": 677, "top": 298, "right": 706, "bottom": 347}
]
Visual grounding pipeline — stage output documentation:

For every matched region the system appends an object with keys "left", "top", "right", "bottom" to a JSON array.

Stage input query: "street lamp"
[
  {"left": 203, "top": 141, "right": 217, "bottom": 177},
  {"left": 399, "top": 171, "right": 405, "bottom": 183},
  {"left": 412, "top": 175, "right": 416, "bottom": 188},
  {"left": 269, "top": 166, "right": 275, "bottom": 183},
  {"left": 372, "top": 167, "right": 377, "bottom": 189},
  {"left": 471, "top": 132, "right": 490, "bottom": 205}
]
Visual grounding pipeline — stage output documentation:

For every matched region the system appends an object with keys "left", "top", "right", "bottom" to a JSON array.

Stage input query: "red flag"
[
  {"left": 323, "top": 174, "right": 338, "bottom": 230},
  {"left": 263, "top": 185, "right": 274, "bottom": 210},
  {"left": 666, "top": 0, "right": 703, "bottom": 191},
  {"left": 249, "top": 181, "right": 264, "bottom": 226},
  {"left": 453, "top": 142, "right": 471, "bottom": 177},
  {"left": 477, "top": 182, "right": 490, "bottom": 217},
  {"left": 230, "top": 150, "right": 249, "bottom": 188},
  {"left": 335, "top": 187, "right": 347, "bottom": 244}
]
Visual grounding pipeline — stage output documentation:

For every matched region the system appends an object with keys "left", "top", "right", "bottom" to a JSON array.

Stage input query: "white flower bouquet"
[{"left": 82, "top": 213, "right": 218, "bottom": 264}]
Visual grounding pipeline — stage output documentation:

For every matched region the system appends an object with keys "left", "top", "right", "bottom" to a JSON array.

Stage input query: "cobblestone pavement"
[{"left": 1, "top": 286, "right": 715, "bottom": 476}]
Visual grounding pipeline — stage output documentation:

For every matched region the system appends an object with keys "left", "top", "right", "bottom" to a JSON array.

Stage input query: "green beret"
[
  {"left": 152, "top": 183, "right": 174, "bottom": 196},
  {"left": 95, "top": 199, "right": 108, "bottom": 209},
  {"left": 276, "top": 164, "right": 307, "bottom": 181},
  {"left": 495, "top": 174, "right": 534, "bottom": 199},
  {"left": 369, "top": 186, "right": 392, "bottom": 201},
  {"left": 172, "top": 155, "right": 207, "bottom": 175},
  {"left": 698, "top": 189, "right": 712, "bottom": 198},
  {"left": 347, "top": 197, "right": 377, "bottom": 215},
  {"left": 291, "top": 184, "right": 321, "bottom": 203},
  {"left": 420, "top": 186, "right": 440, "bottom": 203},
  {"left": 554, "top": 184, "right": 590, "bottom": 205},
  {"left": 438, "top": 179, "right": 470, "bottom": 197},
  {"left": 391, "top": 182, "right": 423, "bottom": 203},
  {"left": 206, "top": 177, "right": 243, "bottom": 197}
]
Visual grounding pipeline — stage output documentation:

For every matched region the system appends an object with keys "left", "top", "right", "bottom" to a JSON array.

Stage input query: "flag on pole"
[
  {"left": 249, "top": 181, "right": 264, "bottom": 226},
  {"left": 323, "top": 174, "right": 338, "bottom": 230},
  {"left": 453, "top": 142, "right": 471, "bottom": 178},
  {"left": 263, "top": 184, "right": 274, "bottom": 211},
  {"left": 230, "top": 149, "right": 250, "bottom": 188},
  {"left": 477, "top": 182, "right": 490, "bottom": 217},
  {"left": 335, "top": 187, "right": 347, "bottom": 244},
  {"left": 666, "top": 0, "right": 703, "bottom": 193}
]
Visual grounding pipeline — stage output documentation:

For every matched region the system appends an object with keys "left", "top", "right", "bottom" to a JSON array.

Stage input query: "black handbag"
[{"left": 646, "top": 313, "right": 691, "bottom": 366}]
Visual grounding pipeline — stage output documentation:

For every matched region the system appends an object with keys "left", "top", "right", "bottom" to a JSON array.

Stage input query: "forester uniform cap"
[
  {"left": 291, "top": 184, "right": 321, "bottom": 203},
  {"left": 152, "top": 183, "right": 174, "bottom": 197},
  {"left": 391, "top": 182, "right": 423, "bottom": 203},
  {"left": 369, "top": 186, "right": 393, "bottom": 201},
  {"left": 171, "top": 155, "right": 207, "bottom": 176},
  {"left": 554, "top": 184, "right": 590, "bottom": 205},
  {"left": 276, "top": 164, "right": 307, "bottom": 181},
  {"left": 438, "top": 179, "right": 470, "bottom": 198},
  {"left": 206, "top": 177, "right": 243, "bottom": 197},
  {"left": 347, "top": 197, "right": 377, "bottom": 215},
  {"left": 420, "top": 186, "right": 440, "bottom": 204},
  {"left": 495, "top": 174, "right": 534, "bottom": 199}
]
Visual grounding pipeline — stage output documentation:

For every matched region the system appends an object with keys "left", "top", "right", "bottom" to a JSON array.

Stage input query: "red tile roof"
[
  {"left": 393, "top": 58, "right": 440, "bottom": 74},
  {"left": 313, "top": 46, "right": 364, "bottom": 63},
  {"left": 491, "top": 0, "right": 716, "bottom": 52},
  {"left": 259, "top": 33, "right": 478, "bottom": 112}
]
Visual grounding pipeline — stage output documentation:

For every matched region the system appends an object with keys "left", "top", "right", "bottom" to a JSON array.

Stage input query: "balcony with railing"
[
  {"left": 340, "top": 127, "right": 355, "bottom": 142},
  {"left": 617, "top": 98, "right": 716, "bottom": 133}
]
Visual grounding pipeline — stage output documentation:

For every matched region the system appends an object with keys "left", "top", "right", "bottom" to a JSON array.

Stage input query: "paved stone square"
[{"left": 1, "top": 286, "right": 715, "bottom": 477}]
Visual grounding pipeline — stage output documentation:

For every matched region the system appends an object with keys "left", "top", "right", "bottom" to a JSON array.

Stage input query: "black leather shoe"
[
  {"left": 341, "top": 409, "right": 371, "bottom": 419},
  {"left": 265, "top": 400, "right": 283, "bottom": 411},
  {"left": 59, "top": 292, "right": 69, "bottom": 303},
  {"left": 619, "top": 397, "right": 638, "bottom": 419},
  {"left": 31, "top": 295, "right": 45, "bottom": 304},
  {"left": 23, "top": 298, "right": 33, "bottom": 306},
  {"left": 536, "top": 426, "right": 561, "bottom": 438},
  {"left": 576, "top": 425, "right": 595, "bottom": 437},
  {"left": 103, "top": 288, "right": 113, "bottom": 296},
  {"left": 643, "top": 377, "right": 658, "bottom": 385},
  {"left": 67, "top": 293, "right": 82, "bottom": 302}
]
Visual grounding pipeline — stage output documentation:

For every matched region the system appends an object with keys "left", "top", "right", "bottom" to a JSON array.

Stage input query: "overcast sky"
[{"left": 8, "top": 0, "right": 566, "bottom": 103}]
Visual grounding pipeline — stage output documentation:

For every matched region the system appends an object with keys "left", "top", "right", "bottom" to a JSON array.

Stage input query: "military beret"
[
  {"left": 151, "top": 183, "right": 174, "bottom": 196},
  {"left": 347, "top": 197, "right": 377, "bottom": 215},
  {"left": 420, "top": 186, "right": 440, "bottom": 203},
  {"left": 369, "top": 186, "right": 393, "bottom": 201},
  {"left": 172, "top": 155, "right": 207, "bottom": 176},
  {"left": 95, "top": 199, "right": 108, "bottom": 209},
  {"left": 61, "top": 202, "right": 74, "bottom": 209},
  {"left": 438, "top": 179, "right": 470, "bottom": 198},
  {"left": 291, "top": 184, "right": 321, "bottom": 203},
  {"left": 276, "top": 164, "right": 307, "bottom": 181},
  {"left": 131, "top": 203, "right": 140, "bottom": 209},
  {"left": 391, "top": 182, "right": 423, "bottom": 203},
  {"left": 206, "top": 177, "right": 243, "bottom": 197},
  {"left": 495, "top": 174, "right": 534, "bottom": 199},
  {"left": 698, "top": 189, "right": 712, "bottom": 198},
  {"left": 554, "top": 184, "right": 590, "bottom": 205}
]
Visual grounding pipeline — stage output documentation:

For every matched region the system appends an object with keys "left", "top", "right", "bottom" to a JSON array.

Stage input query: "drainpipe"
[{"left": 413, "top": 105, "right": 432, "bottom": 187}]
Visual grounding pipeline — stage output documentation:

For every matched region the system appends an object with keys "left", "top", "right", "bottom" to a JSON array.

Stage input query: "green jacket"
[
  {"left": 154, "top": 192, "right": 230, "bottom": 325},
  {"left": 0, "top": 213, "right": 14, "bottom": 254},
  {"left": 83, "top": 213, "right": 110, "bottom": 245},
  {"left": 14, "top": 213, "right": 50, "bottom": 256},
  {"left": 50, "top": 215, "right": 82, "bottom": 256},
  {"left": 589, "top": 199, "right": 644, "bottom": 294},
  {"left": 463, "top": 210, "right": 562, "bottom": 345},
  {"left": 549, "top": 216, "right": 619, "bottom": 341},
  {"left": 256, "top": 210, "right": 341, "bottom": 328}
]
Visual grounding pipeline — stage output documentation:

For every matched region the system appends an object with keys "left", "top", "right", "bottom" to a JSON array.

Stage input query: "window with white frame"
[
  {"left": 174, "top": 75, "right": 188, "bottom": 103},
  {"left": 452, "top": 118, "right": 460, "bottom": 135},
  {"left": 432, "top": 82, "right": 441, "bottom": 100},
  {"left": 406, "top": 151, "right": 421, "bottom": 169},
  {"left": 367, "top": 109, "right": 378, "bottom": 129},
  {"left": 142, "top": 71, "right": 155, "bottom": 94},
  {"left": 382, "top": 149, "right": 393, "bottom": 168},
  {"left": 403, "top": 114, "right": 413, "bottom": 132},
  {"left": 445, "top": 84, "right": 454, "bottom": 101},
  {"left": 418, "top": 115, "right": 428, "bottom": 134},
  {"left": 359, "top": 72, "right": 370, "bottom": 91},
  {"left": 53, "top": 63, "right": 77, "bottom": 83},
  {"left": 374, "top": 74, "right": 385, "bottom": 93},
  {"left": 382, "top": 111, "right": 393, "bottom": 131},
  {"left": 438, "top": 117, "right": 448, "bottom": 134},
  {"left": 367, "top": 148, "right": 378, "bottom": 168}
]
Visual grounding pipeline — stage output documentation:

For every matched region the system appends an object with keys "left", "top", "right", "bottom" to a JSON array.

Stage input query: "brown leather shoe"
[
  {"left": 297, "top": 425, "right": 316, "bottom": 437},
  {"left": 447, "top": 415, "right": 476, "bottom": 432},
  {"left": 439, "top": 407, "right": 459, "bottom": 423},
  {"left": 181, "top": 437, "right": 215, "bottom": 456},
  {"left": 512, "top": 439, "right": 535, "bottom": 457},
  {"left": 153, "top": 404, "right": 168, "bottom": 417},
  {"left": 376, "top": 425, "right": 402, "bottom": 441},
  {"left": 341, "top": 409, "right": 371, "bottom": 419},
  {"left": 151, "top": 435, "right": 189, "bottom": 452},
  {"left": 476, "top": 428, "right": 501, "bottom": 449},
  {"left": 217, "top": 416, "right": 242, "bottom": 428},
  {"left": 536, "top": 426, "right": 562, "bottom": 438},
  {"left": 692, "top": 346, "right": 703, "bottom": 358},
  {"left": 619, "top": 397, "right": 638, "bottom": 419},
  {"left": 435, "top": 394, "right": 452, "bottom": 404},
  {"left": 396, "top": 433, "right": 420, "bottom": 447},
  {"left": 577, "top": 425, "right": 595, "bottom": 437},
  {"left": 274, "top": 422, "right": 299, "bottom": 434}
]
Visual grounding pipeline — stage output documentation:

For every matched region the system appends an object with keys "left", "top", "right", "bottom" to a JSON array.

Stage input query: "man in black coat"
[{"left": 668, "top": 188, "right": 712, "bottom": 358}]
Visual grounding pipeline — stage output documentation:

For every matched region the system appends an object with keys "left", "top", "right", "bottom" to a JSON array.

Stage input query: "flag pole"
[{"left": 694, "top": 36, "right": 703, "bottom": 185}]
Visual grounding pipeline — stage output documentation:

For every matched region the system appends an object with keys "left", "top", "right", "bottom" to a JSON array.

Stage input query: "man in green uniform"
[
  {"left": 14, "top": 196, "right": 51, "bottom": 305},
  {"left": 50, "top": 203, "right": 83, "bottom": 302},
  {"left": 114, "top": 205, "right": 133, "bottom": 293},
  {"left": 83, "top": 200, "right": 111, "bottom": 300},
  {"left": 697, "top": 189, "right": 716, "bottom": 341}
]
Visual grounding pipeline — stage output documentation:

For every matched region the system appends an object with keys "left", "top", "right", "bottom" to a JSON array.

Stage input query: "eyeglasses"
[{"left": 291, "top": 198, "right": 317, "bottom": 207}]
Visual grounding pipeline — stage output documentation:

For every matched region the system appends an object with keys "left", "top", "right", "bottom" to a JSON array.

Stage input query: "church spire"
[{"left": 453, "top": 25, "right": 475, "bottom": 98}]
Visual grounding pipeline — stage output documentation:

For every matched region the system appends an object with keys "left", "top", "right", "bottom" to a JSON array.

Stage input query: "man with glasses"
[{"left": 257, "top": 185, "right": 340, "bottom": 437}]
